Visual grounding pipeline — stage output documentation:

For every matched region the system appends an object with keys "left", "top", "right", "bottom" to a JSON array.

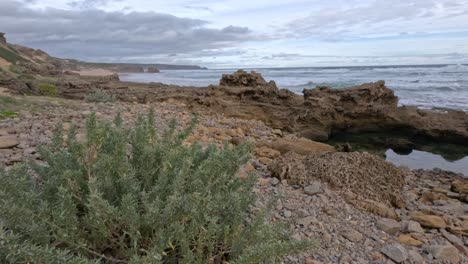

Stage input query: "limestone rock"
[
  {"left": 304, "top": 182, "right": 322, "bottom": 196},
  {"left": 377, "top": 218, "right": 401, "bottom": 235},
  {"left": 410, "top": 211, "right": 447, "bottom": 229},
  {"left": 255, "top": 146, "right": 281, "bottom": 159},
  {"left": 220, "top": 69, "right": 269, "bottom": 87},
  {"left": 342, "top": 229, "right": 363, "bottom": 242},
  {"left": 425, "top": 245, "right": 460, "bottom": 263},
  {"left": 380, "top": 243, "right": 409, "bottom": 263},
  {"left": 258, "top": 137, "right": 335, "bottom": 155},
  {"left": 398, "top": 234, "right": 423, "bottom": 246},
  {"left": 404, "top": 220, "right": 425, "bottom": 234},
  {"left": 0, "top": 136, "right": 19, "bottom": 149}
]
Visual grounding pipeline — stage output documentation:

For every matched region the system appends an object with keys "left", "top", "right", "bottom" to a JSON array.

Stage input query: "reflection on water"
[{"left": 385, "top": 149, "right": 468, "bottom": 176}]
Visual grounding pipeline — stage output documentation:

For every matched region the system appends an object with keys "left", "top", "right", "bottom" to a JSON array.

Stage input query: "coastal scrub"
[{"left": 0, "top": 111, "right": 312, "bottom": 263}]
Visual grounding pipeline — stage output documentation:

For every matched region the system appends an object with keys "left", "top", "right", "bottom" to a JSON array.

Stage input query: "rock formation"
[
  {"left": 147, "top": 66, "right": 160, "bottom": 73},
  {"left": 269, "top": 151, "right": 407, "bottom": 219},
  {"left": 0, "top": 32, "right": 6, "bottom": 45}
]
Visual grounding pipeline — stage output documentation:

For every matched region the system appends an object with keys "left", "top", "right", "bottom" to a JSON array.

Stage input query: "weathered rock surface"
[
  {"left": 269, "top": 152, "right": 406, "bottom": 218},
  {"left": 377, "top": 218, "right": 401, "bottom": 234},
  {"left": 257, "top": 137, "right": 335, "bottom": 155},
  {"left": 0, "top": 136, "right": 19, "bottom": 149},
  {"left": 425, "top": 245, "right": 460, "bottom": 263},
  {"left": 410, "top": 211, "right": 447, "bottom": 229},
  {"left": 380, "top": 243, "right": 409, "bottom": 263}
]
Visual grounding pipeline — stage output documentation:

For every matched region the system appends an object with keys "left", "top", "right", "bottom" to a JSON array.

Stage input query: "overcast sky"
[{"left": 1, "top": 0, "right": 468, "bottom": 68}]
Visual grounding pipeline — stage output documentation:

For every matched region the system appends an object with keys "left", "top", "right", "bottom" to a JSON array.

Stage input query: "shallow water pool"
[{"left": 385, "top": 149, "right": 468, "bottom": 176}]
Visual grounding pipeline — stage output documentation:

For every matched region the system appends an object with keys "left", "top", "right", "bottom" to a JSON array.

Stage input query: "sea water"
[
  {"left": 120, "top": 65, "right": 468, "bottom": 175},
  {"left": 121, "top": 64, "right": 468, "bottom": 112}
]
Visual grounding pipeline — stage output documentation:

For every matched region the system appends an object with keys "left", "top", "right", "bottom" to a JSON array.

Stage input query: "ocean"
[
  {"left": 120, "top": 64, "right": 468, "bottom": 112},
  {"left": 120, "top": 64, "right": 468, "bottom": 175}
]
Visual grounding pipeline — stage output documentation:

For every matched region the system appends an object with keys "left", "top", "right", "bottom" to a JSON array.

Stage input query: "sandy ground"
[
  {"left": 73, "top": 68, "right": 116, "bottom": 76},
  {"left": 0, "top": 57, "right": 11, "bottom": 67}
]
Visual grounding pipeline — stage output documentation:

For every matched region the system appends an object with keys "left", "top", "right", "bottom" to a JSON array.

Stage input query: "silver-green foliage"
[
  {"left": 85, "top": 89, "right": 116, "bottom": 103},
  {"left": 0, "top": 111, "right": 312, "bottom": 263}
]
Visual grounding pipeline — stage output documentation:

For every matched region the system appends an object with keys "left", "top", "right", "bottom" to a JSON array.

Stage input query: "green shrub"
[
  {"left": 0, "top": 111, "right": 313, "bottom": 263},
  {"left": 85, "top": 89, "right": 116, "bottom": 103},
  {"left": 0, "top": 109, "right": 18, "bottom": 119},
  {"left": 38, "top": 83, "right": 57, "bottom": 97},
  {"left": 0, "top": 47, "right": 24, "bottom": 64}
]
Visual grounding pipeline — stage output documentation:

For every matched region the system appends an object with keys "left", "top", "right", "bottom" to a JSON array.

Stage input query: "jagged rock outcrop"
[
  {"left": 147, "top": 66, "right": 160, "bottom": 73},
  {"left": 0, "top": 32, "right": 6, "bottom": 45},
  {"left": 220, "top": 69, "right": 273, "bottom": 88}
]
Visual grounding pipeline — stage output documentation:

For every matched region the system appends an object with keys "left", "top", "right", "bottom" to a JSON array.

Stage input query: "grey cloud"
[
  {"left": 68, "top": 0, "right": 123, "bottom": 9},
  {"left": 285, "top": 0, "right": 468, "bottom": 40},
  {"left": 0, "top": 0, "right": 257, "bottom": 63},
  {"left": 183, "top": 6, "right": 214, "bottom": 13}
]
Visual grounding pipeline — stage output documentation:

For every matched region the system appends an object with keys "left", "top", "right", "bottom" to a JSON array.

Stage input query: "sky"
[{"left": 1, "top": 0, "right": 468, "bottom": 68}]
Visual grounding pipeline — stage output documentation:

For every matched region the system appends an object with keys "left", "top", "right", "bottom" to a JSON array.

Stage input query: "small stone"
[
  {"left": 283, "top": 210, "right": 292, "bottom": 218},
  {"left": 424, "top": 245, "right": 460, "bottom": 263},
  {"left": 398, "top": 234, "right": 423, "bottom": 246},
  {"left": 245, "top": 163, "right": 256, "bottom": 173},
  {"left": 342, "top": 229, "right": 363, "bottom": 242},
  {"left": 380, "top": 243, "right": 409, "bottom": 263},
  {"left": 272, "top": 129, "right": 283, "bottom": 136},
  {"left": 405, "top": 220, "right": 425, "bottom": 234},
  {"left": 257, "top": 178, "right": 270, "bottom": 186},
  {"left": 0, "top": 136, "right": 19, "bottom": 149},
  {"left": 270, "top": 177, "right": 280, "bottom": 186},
  {"left": 322, "top": 232, "right": 332, "bottom": 243},
  {"left": 63, "top": 122, "right": 71, "bottom": 131},
  {"left": 304, "top": 182, "right": 322, "bottom": 196},
  {"left": 407, "top": 250, "right": 425, "bottom": 263},
  {"left": 296, "top": 216, "right": 317, "bottom": 227},
  {"left": 410, "top": 211, "right": 447, "bottom": 229},
  {"left": 23, "top": 147, "right": 36, "bottom": 156},
  {"left": 377, "top": 218, "right": 401, "bottom": 235},
  {"left": 339, "top": 254, "right": 352, "bottom": 263},
  {"left": 370, "top": 251, "right": 386, "bottom": 261},
  {"left": 0, "top": 129, "right": 8, "bottom": 136}
]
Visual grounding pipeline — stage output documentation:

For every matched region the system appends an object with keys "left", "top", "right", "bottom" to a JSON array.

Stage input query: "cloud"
[
  {"left": 68, "top": 0, "right": 123, "bottom": 9},
  {"left": 284, "top": 0, "right": 468, "bottom": 40},
  {"left": 0, "top": 0, "right": 257, "bottom": 63}
]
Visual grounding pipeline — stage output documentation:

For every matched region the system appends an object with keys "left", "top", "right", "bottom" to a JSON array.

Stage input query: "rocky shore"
[{"left": 1, "top": 68, "right": 467, "bottom": 263}]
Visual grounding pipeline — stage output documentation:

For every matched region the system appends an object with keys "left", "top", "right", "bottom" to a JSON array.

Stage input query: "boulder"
[
  {"left": 0, "top": 136, "right": 19, "bottom": 149},
  {"left": 410, "top": 211, "right": 447, "bottom": 229},
  {"left": 220, "top": 69, "right": 269, "bottom": 87}
]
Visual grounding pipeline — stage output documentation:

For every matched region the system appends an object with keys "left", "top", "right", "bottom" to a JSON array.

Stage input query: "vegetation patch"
[
  {"left": 38, "top": 83, "right": 57, "bottom": 97},
  {"left": 0, "top": 111, "right": 313, "bottom": 263},
  {"left": 0, "top": 109, "right": 18, "bottom": 119},
  {"left": 85, "top": 89, "right": 116, "bottom": 103},
  {"left": 0, "top": 47, "right": 24, "bottom": 64}
]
